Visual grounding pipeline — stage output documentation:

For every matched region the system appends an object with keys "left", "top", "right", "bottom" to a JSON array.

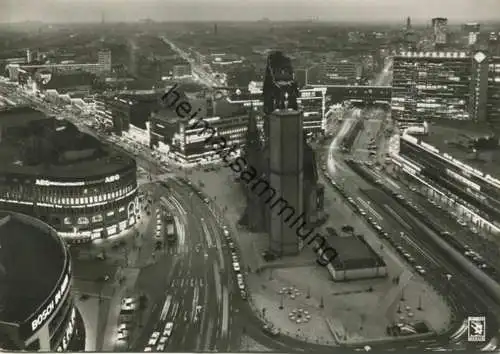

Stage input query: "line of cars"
[
  {"left": 222, "top": 225, "right": 247, "bottom": 300},
  {"left": 115, "top": 297, "right": 140, "bottom": 346},
  {"left": 144, "top": 322, "right": 174, "bottom": 352},
  {"left": 320, "top": 161, "right": 428, "bottom": 277},
  {"left": 344, "top": 158, "right": 498, "bottom": 279}
]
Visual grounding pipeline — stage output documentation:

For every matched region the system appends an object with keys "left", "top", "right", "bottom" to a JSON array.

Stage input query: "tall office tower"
[
  {"left": 485, "top": 55, "right": 500, "bottom": 129},
  {"left": 319, "top": 59, "right": 359, "bottom": 85},
  {"left": 464, "top": 23, "right": 480, "bottom": 46},
  {"left": 432, "top": 17, "right": 448, "bottom": 47},
  {"left": 268, "top": 110, "right": 303, "bottom": 256},
  {"left": 391, "top": 51, "right": 471, "bottom": 127},
  {"left": 97, "top": 49, "right": 112, "bottom": 72},
  {"left": 489, "top": 32, "right": 500, "bottom": 56},
  {"left": 26, "top": 49, "right": 32, "bottom": 64},
  {"left": 406, "top": 16, "right": 412, "bottom": 31}
]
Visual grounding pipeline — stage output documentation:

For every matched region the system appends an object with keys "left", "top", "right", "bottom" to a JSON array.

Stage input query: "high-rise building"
[
  {"left": 406, "top": 16, "right": 412, "bottom": 31},
  {"left": 392, "top": 51, "right": 500, "bottom": 130},
  {"left": 392, "top": 51, "right": 471, "bottom": 127},
  {"left": 97, "top": 49, "right": 112, "bottom": 72},
  {"left": 319, "top": 59, "right": 359, "bottom": 85},
  {"left": 268, "top": 110, "right": 303, "bottom": 256},
  {"left": 463, "top": 23, "right": 480, "bottom": 46},
  {"left": 485, "top": 55, "right": 500, "bottom": 129},
  {"left": 489, "top": 32, "right": 500, "bottom": 56},
  {"left": 432, "top": 17, "right": 448, "bottom": 47}
]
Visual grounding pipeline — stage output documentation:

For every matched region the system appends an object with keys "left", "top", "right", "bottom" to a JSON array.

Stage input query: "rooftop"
[
  {"left": 37, "top": 71, "right": 95, "bottom": 91},
  {"left": 420, "top": 121, "right": 500, "bottom": 178},
  {"left": 0, "top": 212, "right": 67, "bottom": 324},
  {"left": 325, "top": 235, "right": 385, "bottom": 270},
  {"left": 0, "top": 107, "right": 135, "bottom": 180}
]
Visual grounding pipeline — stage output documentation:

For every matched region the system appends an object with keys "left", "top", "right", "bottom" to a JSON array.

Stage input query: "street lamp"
[{"left": 279, "top": 294, "right": 284, "bottom": 310}]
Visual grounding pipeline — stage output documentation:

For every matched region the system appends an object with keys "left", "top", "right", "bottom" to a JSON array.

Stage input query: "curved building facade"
[
  {"left": 0, "top": 211, "right": 80, "bottom": 351},
  {"left": 0, "top": 107, "right": 140, "bottom": 243}
]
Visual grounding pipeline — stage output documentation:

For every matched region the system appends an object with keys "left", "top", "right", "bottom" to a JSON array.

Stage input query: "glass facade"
[
  {"left": 392, "top": 52, "right": 472, "bottom": 126},
  {"left": 486, "top": 58, "right": 500, "bottom": 129}
]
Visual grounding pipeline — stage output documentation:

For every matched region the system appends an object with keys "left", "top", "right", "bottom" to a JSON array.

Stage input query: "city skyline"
[{"left": 1, "top": 0, "right": 499, "bottom": 24}]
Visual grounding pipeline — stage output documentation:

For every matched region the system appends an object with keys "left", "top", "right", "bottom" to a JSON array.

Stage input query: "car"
[
  {"left": 457, "top": 219, "right": 467, "bottom": 227},
  {"left": 359, "top": 210, "right": 367, "bottom": 216},
  {"left": 118, "top": 323, "right": 128, "bottom": 332},
  {"left": 156, "top": 344, "right": 165, "bottom": 351},
  {"left": 232, "top": 255, "right": 238, "bottom": 262},
  {"left": 159, "top": 336, "right": 168, "bottom": 344},
  {"left": 382, "top": 232, "right": 389, "bottom": 239},
  {"left": 144, "top": 347, "right": 152, "bottom": 352},
  {"left": 471, "top": 227, "right": 479, "bottom": 234},
  {"left": 240, "top": 290, "right": 248, "bottom": 300},
  {"left": 228, "top": 242, "right": 235, "bottom": 249},
  {"left": 233, "top": 262, "right": 240, "bottom": 272},
  {"left": 148, "top": 331, "right": 161, "bottom": 346},
  {"left": 415, "top": 266, "right": 426, "bottom": 275},
  {"left": 262, "top": 324, "right": 280, "bottom": 337},
  {"left": 163, "top": 322, "right": 173, "bottom": 336},
  {"left": 117, "top": 330, "right": 129, "bottom": 341}
]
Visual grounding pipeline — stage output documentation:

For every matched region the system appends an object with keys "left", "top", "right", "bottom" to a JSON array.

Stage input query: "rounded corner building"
[
  {"left": 0, "top": 107, "right": 140, "bottom": 244},
  {"left": 0, "top": 211, "right": 83, "bottom": 351}
]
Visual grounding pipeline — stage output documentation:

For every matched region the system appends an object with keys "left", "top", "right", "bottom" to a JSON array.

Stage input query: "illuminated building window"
[
  {"left": 92, "top": 214, "right": 103, "bottom": 223},
  {"left": 84, "top": 197, "right": 88, "bottom": 204},
  {"left": 63, "top": 217, "right": 72, "bottom": 225},
  {"left": 78, "top": 217, "right": 89, "bottom": 225}
]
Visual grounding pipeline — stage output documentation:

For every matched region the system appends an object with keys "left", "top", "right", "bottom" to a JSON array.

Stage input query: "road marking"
[
  {"left": 400, "top": 233, "right": 441, "bottom": 267},
  {"left": 221, "top": 287, "right": 229, "bottom": 338},
  {"left": 160, "top": 294, "right": 172, "bottom": 321},
  {"left": 357, "top": 197, "right": 383, "bottom": 220},
  {"left": 191, "top": 280, "right": 199, "bottom": 322},
  {"left": 383, "top": 204, "right": 412, "bottom": 230},
  {"left": 201, "top": 218, "right": 214, "bottom": 248},
  {"left": 213, "top": 263, "right": 222, "bottom": 304}
]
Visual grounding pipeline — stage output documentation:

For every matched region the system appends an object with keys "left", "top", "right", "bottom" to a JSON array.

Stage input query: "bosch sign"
[
  {"left": 22, "top": 261, "right": 72, "bottom": 337},
  {"left": 31, "top": 272, "right": 70, "bottom": 331}
]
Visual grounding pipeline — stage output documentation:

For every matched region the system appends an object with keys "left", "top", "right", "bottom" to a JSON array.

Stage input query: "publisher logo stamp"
[{"left": 468, "top": 316, "right": 486, "bottom": 342}]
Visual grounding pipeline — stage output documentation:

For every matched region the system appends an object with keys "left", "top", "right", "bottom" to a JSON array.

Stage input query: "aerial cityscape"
[{"left": 1, "top": 0, "right": 500, "bottom": 353}]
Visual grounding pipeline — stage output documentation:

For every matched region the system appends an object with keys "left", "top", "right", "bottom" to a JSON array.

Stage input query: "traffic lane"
[
  {"left": 165, "top": 179, "right": 306, "bottom": 351},
  {"left": 162, "top": 182, "right": 226, "bottom": 351},
  {"left": 179, "top": 187, "right": 234, "bottom": 350},
  {"left": 350, "top": 187, "right": 468, "bottom": 318},
  {"left": 360, "top": 188, "right": 500, "bottom": 341},
  {"left": 133, "top": 256, "right": 181, "bottom": 351}
]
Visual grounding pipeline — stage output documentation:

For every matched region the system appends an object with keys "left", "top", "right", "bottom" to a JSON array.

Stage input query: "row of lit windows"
[{"left": 1, "top": 184, "right": 135, "bottom": 206}]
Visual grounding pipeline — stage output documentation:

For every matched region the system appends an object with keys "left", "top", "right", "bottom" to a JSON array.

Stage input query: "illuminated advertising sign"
[
  {"left": 57, "top": 308, "right": 76, "bottom": 352},
  {"left": 35, "top": 173, "right": 124, "bottom": 187},
  {"left": 21, "top": 261, "right": 71, "bottom": 337}
]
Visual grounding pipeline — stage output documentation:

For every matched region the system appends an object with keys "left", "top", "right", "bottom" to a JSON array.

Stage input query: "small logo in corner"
[{"left": 467, "top": 316, "right": 486, "bottom": 342}]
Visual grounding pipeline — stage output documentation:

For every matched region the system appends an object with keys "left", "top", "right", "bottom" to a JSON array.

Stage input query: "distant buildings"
[
  {"left": 227, "top": 82, "right": 327, "bottom": 134},
  {"left": 97, "top": 49, "right": 112, "bottom": 72},
  {"left": 172, "top": 64, "right": 192, "bottom": 79},
  {"left": 5, "top": 48, "right": 112, "bottom": 82},
  {"left": 391, "top": 51, "right": 500, "bottom": 130},
  {"left": 318, "top": 59, "right": 360, "bottom": 85},
  {"left": 432, "top": 17, "right": 448, "bottom": 48},
  {"left": 463, "top": 23, "right": 480, "bottom": 46}
]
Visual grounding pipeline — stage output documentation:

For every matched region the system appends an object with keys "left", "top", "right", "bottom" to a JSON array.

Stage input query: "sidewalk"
[
  {"left": 187, "top": 167, "right": 451, "bottom": 344},
  {"left": 72, "top": 188, "right": 154, "bottom": 351}
]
